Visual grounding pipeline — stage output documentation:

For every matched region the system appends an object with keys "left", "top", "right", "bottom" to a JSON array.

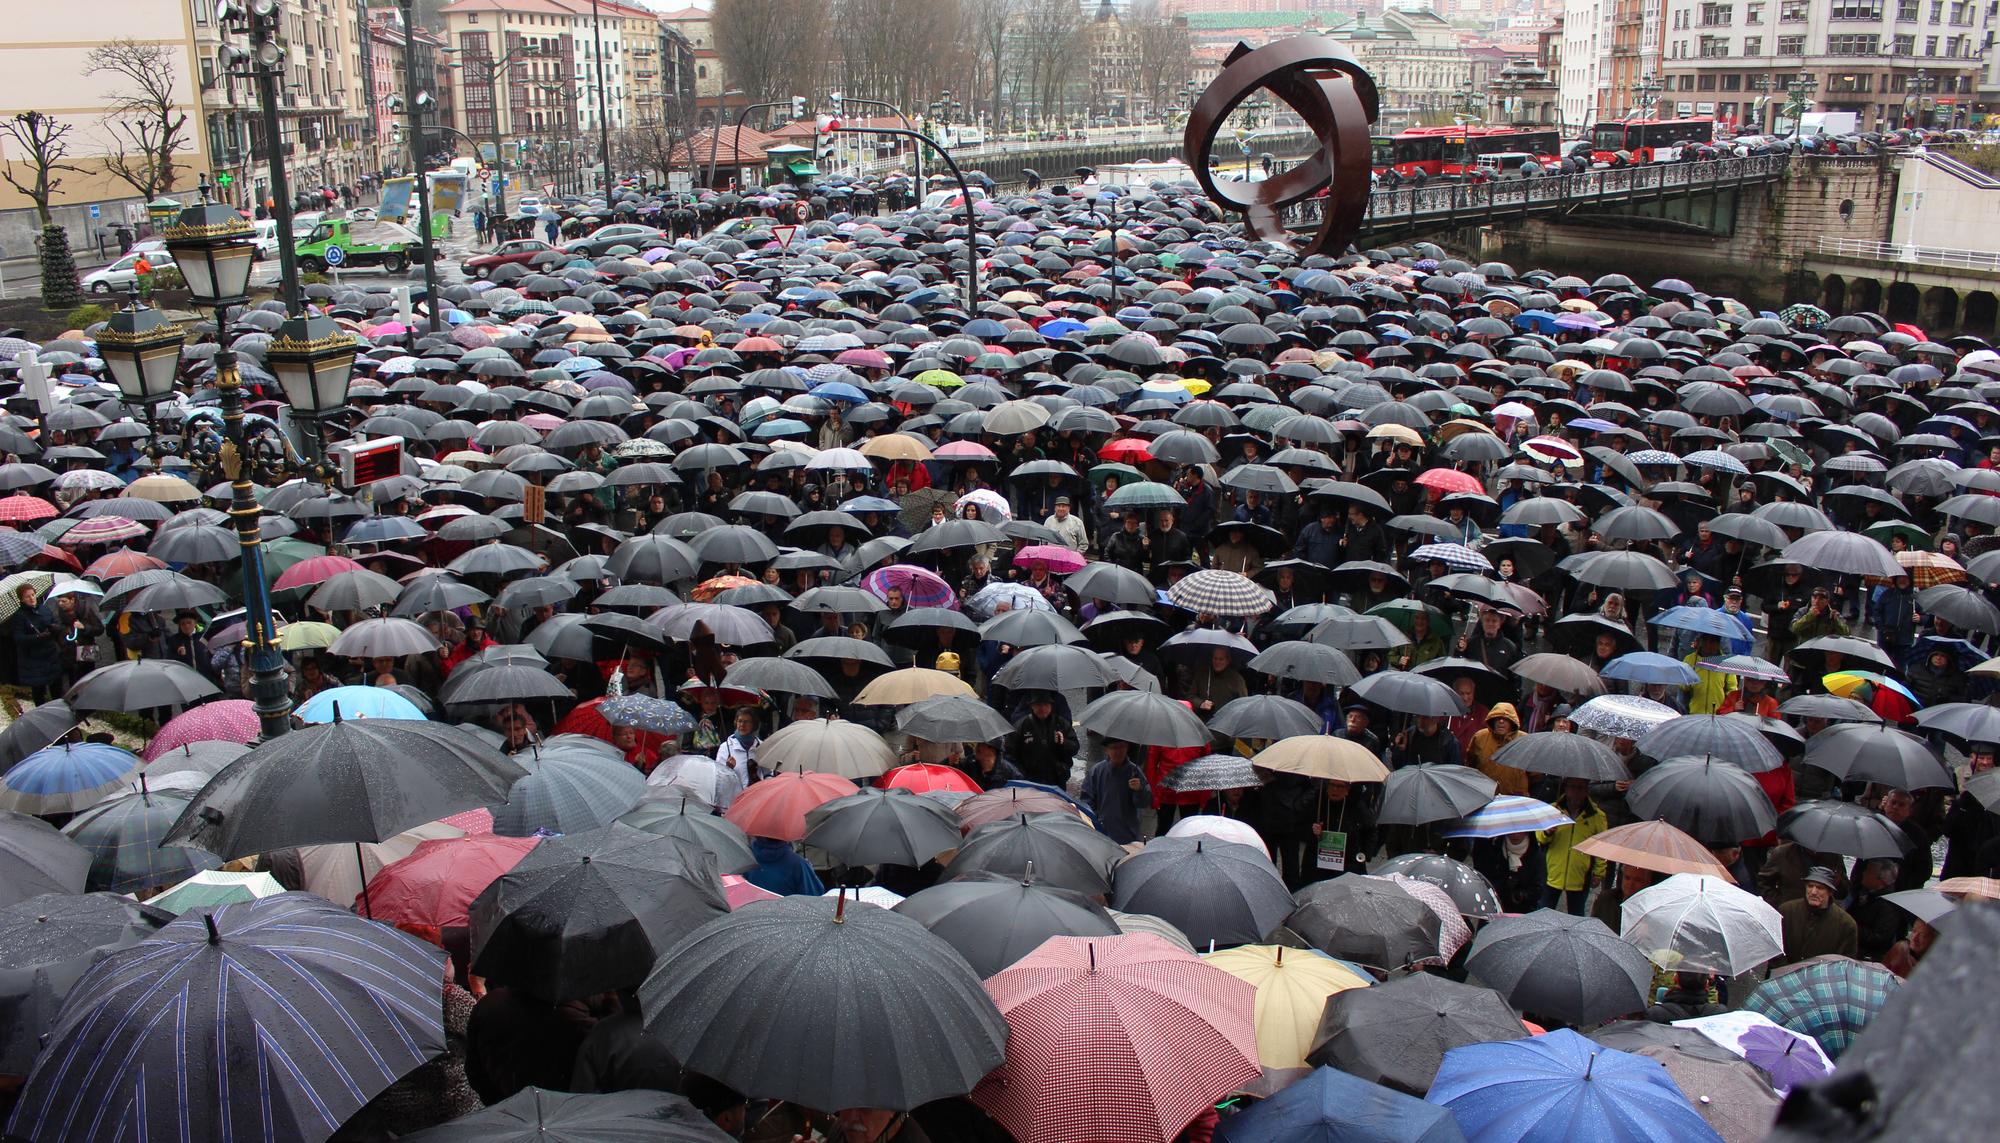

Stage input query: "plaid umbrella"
[
  {"left": 61, "top": 788, "right": 223, "bottom": 894},
  {"left": 1440, "top": 794, "right": 1573, "bottom": 838},
  {"left": 1407, "top": 543, "right": 1493, "bottom": 573},
  {"left": 1165, "top": 568, "right": 1277, "bottom": 618},
  {"left": 0, "top": 496, "right": 55, "bottom": 523},
  {"left": 1745, "top": 956, "right": 1902, "bottom": 1059},
  {"left": 861, "top": 564, "right": 958, "bottom": 610},
  {"left": 599, "top": 693, "right": 698, "bottom": 735},
  {"left": 8, "top": 893, "right": 447, "bottom": 1143},
  {"left": 1892, "top": 549, "right": 1968, "bottom": 589},
  {"left": 490, "top": 739, "right": 647, "bottom": 838},
  {"left": 140, "top": 699, "right": 262, "bottom": 762},
  {"left": 0, "top": 530, "right": 43, "bottom": 568},
  {"left": 54, "top": 516, "right": 146, "bottom": 547},
  {"left": 972, "top": 934, "right": 1262, "bottom": 1143}
]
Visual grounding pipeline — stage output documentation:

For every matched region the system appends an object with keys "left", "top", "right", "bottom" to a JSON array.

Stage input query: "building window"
[
  {"left": 1930, "top": 0, "right": 1943, "bottom": 20},
  {"left": 194, "top": 0, "right": 209, "bottom": 25},
  {"left": 1744, "top": 35, "right": 1763, "bottom": 53},
  {"left": 1746, "top": 1, "right": 1764, "bottom": 19},
  {"left": 1893, "top": 32, "right": 1916, "bottom": 51},
  {"left": 1700, "top": 3, "right": 1734, "bottom": 23},
  {"left": 1700, "top": 34, "right": 1731, "bottom": 55},
  {"left": 1723, "top": 73, "right": 1744, "bottom": 89},
  {"left": 1826, "top": 71, "right": 1873, "bottom": 91},
  {"left": 1831, "top": 0, "right": 1882, "bottom": 16},
  {"left": 1926, "top": 33, "right": 1939, "bottom": 50},
  {"left": 1898, "top": 0, "right": 1920, "bottom": 15},
  {"left": 1780, "top": 0, "right": 1809, "bottom": 18},
  {"left": 1698, "top": 72, "right": 1719, "bottom": 88},
  {"left": 1826, "top": 33, "right": 1881, "bottom": 53},
  {"left": 1778, "top": 33, "right": 1807, "bottom": 52}
]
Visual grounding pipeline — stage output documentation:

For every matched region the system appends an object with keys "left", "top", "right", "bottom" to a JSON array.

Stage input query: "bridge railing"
[
  {"left": 1814, "top": 236, "right": 2000, "bottom": 272},
  {"left": 1285, "top": 153, "right": 1792, "bottom": 231}
]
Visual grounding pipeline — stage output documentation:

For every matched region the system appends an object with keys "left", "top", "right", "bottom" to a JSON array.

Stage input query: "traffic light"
[
  {"left": 791, "top": 95, "right": 806, "bottom": 120},
  {"left": 829, "top": 91, "right": 844, "bottom": 116}
]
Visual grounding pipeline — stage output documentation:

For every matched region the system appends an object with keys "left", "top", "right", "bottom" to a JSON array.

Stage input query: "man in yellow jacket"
[
  {"left": 1683, "top": 632, "right": 1738, "bottom": 715},
  {"left": 1538, "top": 777, "right": 1609, "bottom": 914}
]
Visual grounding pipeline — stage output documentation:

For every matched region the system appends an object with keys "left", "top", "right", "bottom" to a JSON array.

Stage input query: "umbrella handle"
[{"left": 355, "top": 841, "right": 373, "bottom": 919}]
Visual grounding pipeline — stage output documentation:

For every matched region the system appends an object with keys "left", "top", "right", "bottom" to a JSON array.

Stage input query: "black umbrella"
[
  {"left": 1638, "top": 714, "right": 1786, "bottom": 772},
  {"left": 639, "top": 894, "right": 1008, "bottom": 1111},
  {"left": 0, "top": 702, "right": 78, "bottom": 775},
  {"left": 438, "top": 659, "right": 575, "bottom": 706},
  {"left": 8, "top": 893, "right": 447, "bottom": 1143},
  {"left": 163, "top": 717, "right": 528, "bottom": 860},
  {"left": 896, "top": 694, "right": 1015, "bottom": 743},
  {"left": 0, "top": 810, "right": 89, "bottom": 907},
  {"left": 1307, "top": 971, "right": 1528, "bottom": 1095},
  {"left": 1247, "top": 640, "right": 1362, "bottom": 686},
  {"left": 1776, "top": 799, "right": 1911, "bottom": 858},
  {"left": 1918, "top": 584, "right": 2000, "bottom": 635},
  {"left": 1513, "top": 652, "right": 1608, "bottom": 696},
  {"left": 1569, "top": 550, "right": 1681, "bottom": 592},
  {"left": 1078, "top": 689, "right": 1213, "bottom": 747},
  {"left": 993, "top": 643, "right": 1118, "bottom": 691},
  {"left": 1802, "top": 722, "right": 1953, "bottom": 790},
  {"left": 1207, "top": 694, "right": 1326, "bottom": 741},
  {"left": 1287, "top": 875, "right": 1444, "bottom": 970},
  {"left": 1349, "top": 670, "right": 1468, "bottom": 718},
  {"left": 1377, "top": 764, "right": 1498, "bottom": 826},
  {"left": 64, "top": 659, "right": 220, "bottom": 713},
  {"left": 1627, "top": 757, "right": 1778, "bottom": 843},
  {"left": 1493, "top": 732, "right": 1630, "bottom": 782},
  {"left": 1373, "top": 852, "right": 1502, "bottom": 917},
  {"left": 1465, "top": 909, "right": 1653, "bottom": 1026},
  {"left": 0, "top": 891, "right": 172, "bottom": 1074},
  {"left": 398, "top": 1088, "right": 731, "bottom": 1142},
  {"left": 803, "top": 788, "right": 964, "bottom": 867},
  {"left": 950, "top": 811, "right": 1127, "bottom": 895},
  {"left": 470, "top": 824, "right": 727, "bottom": 1002},
  {"left": 894, "top": 870, "right": 1120, "bottom": 978},
  {"left": 1064, "top": 561, "right": 1157, "bottom": 607},
  {"left": 723, "top": 656, "right": 836, "bottom": 698},
  {"left": 616, "top": 798, "right": 758, "bottom": 873},
  {"left": 1110, "top": 836, "right": 1295, "bottom": 950}
]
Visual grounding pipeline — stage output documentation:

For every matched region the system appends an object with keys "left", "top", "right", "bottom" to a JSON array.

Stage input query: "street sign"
[
  {"left": 771, "top": 224, "right": 797, "bottom": 250},
  {"left": 543, "top": 182, "right": 556, "bottom": 195},
  {"left": 322, "top": 245, "right": 346, "bottom": 267},
  {"left": 88, "top": 205, "right": 100, "bottom": 220}
]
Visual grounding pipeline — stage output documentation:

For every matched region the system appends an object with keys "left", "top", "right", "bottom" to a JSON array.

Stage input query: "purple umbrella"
[{"left": 1737, "top": 1021, "right": 1834, "bottom": 1093}]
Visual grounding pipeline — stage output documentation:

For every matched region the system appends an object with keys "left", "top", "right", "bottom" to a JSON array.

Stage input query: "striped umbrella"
[
  {"left": 861, "top": 564, "right": 959, "bottom": 610},
  {"left": 1166, "top": 568, "right": 1277, "bottom": 618},
  {"left": 1407, "top": 543, "right": 1493, "bottom": 574},
  {"left": 7, "top": 893, "right": 447, "bottom": 1143},
  {"left": 1440, "top": 794, "right": 1574, "bottom": 839},
  {"left": 53, "top": 516, "right": 146, "bottom": 547}
]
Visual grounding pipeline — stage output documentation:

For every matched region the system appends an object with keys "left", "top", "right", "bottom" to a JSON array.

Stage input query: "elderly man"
[
  {"left": 1042, "top": 494, "right": 1087, "bottom": 551},
  {"left": 1778, "top": 867, "right": 1858, "bottom": 965}
]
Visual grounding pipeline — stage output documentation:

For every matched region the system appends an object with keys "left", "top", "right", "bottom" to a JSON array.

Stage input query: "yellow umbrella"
[
  {"left": 1251, "top": 735, "right": 1388, "bottom": 782},
  {"left": 859, "top": 434, "right": 934, "bottom": 462},
  {"left": 277, "top": 621, "right": 341, "bottom": 651},
  {"left": 1203, "top": 945, "right": 1372, "bottom": 1068},
  {"left": 853, "top": 667, "right": 975, "bottom": 706},
  {"left": 1364, "top": 423, "right": 1423, "bottom": 446}
]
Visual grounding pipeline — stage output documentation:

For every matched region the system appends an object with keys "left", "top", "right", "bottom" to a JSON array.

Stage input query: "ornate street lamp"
[
  {"left": 96, "top": 293, "right": 186, "bottom": 414},
  {"left": 159, "top": 177, "right": 293, "bottom": 741},
  {"left": 264, "top": 313, "right": 357, "bottom": 460}
]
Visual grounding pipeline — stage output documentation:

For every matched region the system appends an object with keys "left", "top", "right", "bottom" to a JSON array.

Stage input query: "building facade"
[
  {"left": 1559, "top": 0, "right": 1609, "bottom": 127},
  {"left": 1659, "top": 0, "right": 1996, "bottom": 132}
]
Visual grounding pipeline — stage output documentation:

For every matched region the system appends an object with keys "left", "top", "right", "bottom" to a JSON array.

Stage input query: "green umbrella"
[
  {"left": 1088, "top": 462, "right": 1147, "bottom": 489},
  {"left": 1862, "top": 520, "right": 1931, "bottom": 552},
  {"left": 1366, "top": 599, "right": 1448, "bottom": 634},
  {"left": 1768, "top": 438, "right": 1814, "bottom": 469}
]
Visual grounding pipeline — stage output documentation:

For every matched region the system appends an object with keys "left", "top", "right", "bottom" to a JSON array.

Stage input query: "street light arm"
[{"left": 832, "top": 126, "right": 978, "bottom": 311}]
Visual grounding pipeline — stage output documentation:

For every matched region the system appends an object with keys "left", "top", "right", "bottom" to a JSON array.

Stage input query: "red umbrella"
[
  {"left": 1415, "top": 468, "right": 1484, "bottom": 495},
  {"left": 722, "top": 873, "right": 781, "bottom": 909},
  {"left": 364, "top": 833, "right": 540, "bottom": 941},
  {"left": 1013, "top": 544, "right": 1087, "bottom": 575},
  {"left": 273, "top": 554, "right": 364, "bottom": 592},
  {"left": 80, "top": 549, "right": 165, "bottom": 580},
  {"left": 0, "top": 495, "right": 55, "bottom": 523},
  {"left": 33, "top": 544, "right": 81, "bottom": 572},
  {"left": 971, "top": 934, "right": 1262, "bottom": 1143},
  {"left": 723, "top": 770, "right": 858, "bottom": 840},
  {"left": 1100, "top": 438, "right": 1155, "bottom": 464},
  {"left": 878, "top": 763, "right": 982, "bottom": 795},
  {"left": 554, "top": 696, "right": 674, "bottom": 757},
  {"left": 141, "top": 699, "right": 260, "bottom": 762},
  {"left": 439, "top": 807, "right": 495, "bottom": 835}
]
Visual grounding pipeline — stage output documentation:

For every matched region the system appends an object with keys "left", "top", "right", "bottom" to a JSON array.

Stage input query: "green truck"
[{"left": 294, "top": 218, "right": 435, "bottom": 274}]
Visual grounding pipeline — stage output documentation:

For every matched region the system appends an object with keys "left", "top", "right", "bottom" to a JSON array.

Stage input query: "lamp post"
[
  {"left": 156, "top": 181, "right": 293, "bottom": 741},
  {"left": 1634, "top": 72, "right": 1662, "bottom": 119},
  {"left": 706, "top": 89, "right": 746, "bottom": 189},
  {"left": 588, "top": 0, "right": 615, "bottom": 204},
  {"left": 1783, "top": 71, "right": 1818, "bottom": 140},
  {"left": 265, "top": 313, "right": 359, "bottom": 464},
  {"left": 216, "top": 0, "right": 299, "bottom": 312},
  {"left": 395, "top": 0, "right": 440, "bottom": 335},
  {"left": 832, "top": 126, "right": 977, "bottom": 310}
]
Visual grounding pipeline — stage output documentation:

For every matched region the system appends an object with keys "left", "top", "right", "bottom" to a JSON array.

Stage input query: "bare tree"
[
  {"left": 831, "top": 0, "right": 969, "bottom": 117},
  {"left": 1016, "top": 0, "right": 1084, "bottom": 128},
  {"left": 1129, "top": 2, "right": 1191, "bottom": 121},
  {"left": 86, "top": 38, "right": 192, "bottom": 202},
  {"left": 966, "top": 0, "right": 1017, "bottom": 131},
  {"left": 713, "top": 0, "right": 832, "bottom": 120},
  {"left": 1, "top": 111, "right": 80, "bottom": 229}
]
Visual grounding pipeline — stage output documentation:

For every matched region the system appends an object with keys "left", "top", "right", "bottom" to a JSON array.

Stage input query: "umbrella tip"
[
  {"left": 1275, "top": 945, "right": 1282, "bottom": 966},
  {"left": 1088, "top": 942, "right": 1096, "bottom": 973},
  {"left": 834, "top": 886, "right": 847, "bottom": 924},
  {"left": 204, "top": 913, "right": 222, "bottom": 945},
  {"left": 331, "top": 700, "right": 342, "bottom": 725}
]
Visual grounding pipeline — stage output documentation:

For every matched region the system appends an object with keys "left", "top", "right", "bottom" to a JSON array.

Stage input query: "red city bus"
[
  {"left": 1389, "top": 126, "right": 1563, "bottom": 178},
  {"left": 1589, "top": 117, "right": 1716, "bottom": 164}
]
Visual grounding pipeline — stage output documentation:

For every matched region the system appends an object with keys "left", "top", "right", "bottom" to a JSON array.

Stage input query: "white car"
[
  {"left": 516, "top": 196, "right": 545, "bottom": 217},
  {"left": 82, "top": 251, "right": 177, "bottom": 294}
]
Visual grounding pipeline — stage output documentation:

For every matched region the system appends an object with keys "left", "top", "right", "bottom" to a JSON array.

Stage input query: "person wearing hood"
[
  {"left": 960, "top": 740, "right": 1022, "bottom": 791},
  {"left": 746, "top": 837, "right": 824, "bottom": 896},
  {"left": 1465, "top": 703, "right": 1528, "bottom": 796}
]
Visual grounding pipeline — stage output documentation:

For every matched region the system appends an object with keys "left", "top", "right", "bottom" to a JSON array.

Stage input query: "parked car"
[
  {"left": 561, "top": 224, "right": 667, "bottom": 256},
  {"left": 463, "top": 238, "right": 557, "bottom": 278},
  {"left": 82, "top": 251, "right": 177, "bottom": 294}
]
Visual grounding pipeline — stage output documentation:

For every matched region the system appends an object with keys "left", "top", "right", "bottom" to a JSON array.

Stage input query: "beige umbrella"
[
  {"left": 859, "top": 434, "right": 934, "bottom": 462},
  {"left": 126, "top": 474, "right": 203, "bottom": 503},
  {"left": 758, "top": 717, "right": 897, "bottom": 780},
  {"left": 1575, "top": 819, "right": 1732, "bottom": 879},
  {"left": 297, "top": 816, "right": 464, "bottom": 911},
  {"left": 854, "top": 667, "right": 975, "bottom": 706},
  {"left": 1251, "top": 735, "right": 1388, "bottom": 783}
]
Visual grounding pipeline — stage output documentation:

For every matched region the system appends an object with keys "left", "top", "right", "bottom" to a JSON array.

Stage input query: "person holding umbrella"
[
  {"left": 1009, "top": 693, "right": 1079, "bottom": 788},
  {"left": 1467, "top": 703, "right": 1528, "bottom": 797},
  {"left": 1536, "top": 777, "right": 1608, "bottom": 914},
  {"left": 1081, "top": 738, "right": 1150, "bottom": 845}
]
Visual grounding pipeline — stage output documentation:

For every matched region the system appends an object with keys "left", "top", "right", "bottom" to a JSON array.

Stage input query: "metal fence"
[
  {"left": 1285, "top": 153, "right": 1792, "bottom": 233},
  {"left": 1814, "top": 236, "right": 2000, "bottom": 273}
]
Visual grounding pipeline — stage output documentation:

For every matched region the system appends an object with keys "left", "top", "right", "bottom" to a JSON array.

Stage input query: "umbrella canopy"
[
  {"left": 1251, "top": 735, "right": 1390, "bottom": 782},
  {"left": 1465, "top": 910, "right": 1653, "bottom": 1026},
  {"left": 641, "top": 894, "right": 1007, "bottom": 1111},
  {"left": 64, "top": 659, "right": 219, "bottom": 712},
  {"left": 722, "top": 769, "right": 859, "bottom": 841},
  {"left": 1589, "top": 1021, "right": 1784, "bottom": 1142},
  {"left": 617, "top": 798, "right": 757, "bottom": 872},
  {"left": 61, "top": 786, "right": 222, "bottom": 894},
  {"left": 0, "top": 811, "right": 89, "bottom": 906},
  {"left": 1621, "top": 873, "right": 1785, "bottom": 976},
  {"left": 365, "top": 832, "right": 542, "bottom": 935},
  {"left": 971, "top": 933, "right": 1263, "bottom": 1143},
  {"left": 1373, "top": 852, "right": 1503, "bottom": 918},
  {"left": 853, "top": 667, "right": 976, "bottom": 706},
  {"left": 1288, "top": 875, "right": 1445, "bottom": 970},
  {"left": 802, "top": 787, "right": 963, "bottom": 867},
  {"left": 470, "top": 824, "right": 726, "bottom": 1001},
  {"left": 1493, "top": 732, "right": 1630, "bottom": 781},
  {"left": 164, "top": 718, "right": 527, "bottom": 859},
  {"left": 1378, "top": 765, "right": 1498, "bottom": 826},
  {"left": 1627, "top": 757, "right": 1779, "bottom": 844},
  {"left": 1112, "top": 836, "right": 1295, "bottom": 950},
  {"left": 893, "top": 870, "right": 1120, "bottom": 978},
  {"left": 1425, "top": 1029, "right": 1726, "bottom": 1143},
  {"left": 1308, "top": 972, "right": 1528, "bottom": 1095},
  {"left": 0, "top": 891, "right": 171, "bottom": 1074},
  {"left": 757, "top": 717, "right": 898, "bottom": 779},
  {"left": 1203, "top": 944, "right": 1372, "bottom": 1070},
  {"left": 895, "top": 694, "right": 1016, "bottom": 743},
  {"left": 0, "top": 743, "right": 144, "bottom": 816},
  {"left": 1576, "top": 818, "right": 1734, "bottom": 878},
  {"left": 1080, "top": 689, "right": 1215, "bottom": 747},
  {"left": 952, "top": 810, "right": 1128, "bottom": 895},
  {"left": 397, "top": 1087, "right": 730, "bottom": 1142},
  {"left": 1213, "top": 1065, "right": 1468, "bottom": 1143},
  {"left": 8, "top": 893, "right": 447, "bottom": 1143},
  {"left": 1744, "top": 955, "right": 1902, "bottom": 1060}
]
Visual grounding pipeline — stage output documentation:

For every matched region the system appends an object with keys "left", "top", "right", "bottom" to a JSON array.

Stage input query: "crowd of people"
[{"left": 0, "top": 174, "right": 1994, "bottom": 1143}]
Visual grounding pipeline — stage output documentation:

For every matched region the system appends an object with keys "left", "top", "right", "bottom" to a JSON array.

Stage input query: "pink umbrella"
[
  {"left": 519, "top": 413, "right": 565, "bottom": 432},
  {"left": 141, "top": 699, "right": 260, "bottom": 762},
  {"left": 273, "top": 554, "right": 364, "bottom": 592},
  {"left": 859, "top": 564, "right": 958, "bottom": 610},
  {"left": 835, "top": 348, "right": 892, "bottom": 369},
  {"left": 56, "top": 516, "right": 147, "bottom": 547},
  {"left": 934, "top": 441, "right": 998, "bottom": 461},
  {"left": 722, "top": 874, "right": 781, "bottom": 909},
  {"left": 364, "top": 321, "right": 409, "bottom": 337},
  {"left": 1013, "top": 544, "right": 1086, "bottom": 574}
]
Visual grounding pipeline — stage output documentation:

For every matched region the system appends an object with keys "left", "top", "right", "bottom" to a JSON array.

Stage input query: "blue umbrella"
[
  {"left": 1600, "top": 651, "right": 1700, "bottom": 686},
  {"left": 7, "top": 893, "right": 446, "bottom": 1143},
  {"left": 1217, "top": 1066, "right": 1466, "bottom": 1143},
  {"left": 1651, "top": 605, "right": 1752, "bottom": 640},
  {"left": 297, "top": 685, "right": 428, "bottom": 723},
  {"left": 0, "top": 744, "right": 144, "bottom": 816},
  {"left": 840, "top": 495, "right": 902, "bottom": 515},
  {"left": 1425, "top": 1028, "right": 1725, "bottom": 1143},
  {"left": 342, "top": 515, "right": 429, "bottom": 545},
  {"left": 809, "top": 381, "right": 868, "bottom": 404}
]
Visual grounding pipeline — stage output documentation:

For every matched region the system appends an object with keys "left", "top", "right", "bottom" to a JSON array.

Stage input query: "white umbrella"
[
  {"left": 1621, "top": 872, "right": 1784, "bottom": 976},
  {"left": 646, "top": 754, "right": 725, "bottom": 807},
  {"left": 1165, "top": 814, "right": 1270, "bottom": 858},
  {"left": 297, "top": 816, "right": 464, "bottom": 911},
  {"left": 758, "top": 717, "right": 897, "bottom": 779},
  {"left": 1571, "top": 693, "right": 1681, "bottom": 740}
]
